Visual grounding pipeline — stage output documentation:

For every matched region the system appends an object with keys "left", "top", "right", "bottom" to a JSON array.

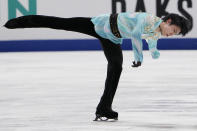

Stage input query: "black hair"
[{"left": 162, "top": 13, "right": 192, "bottom": 36}]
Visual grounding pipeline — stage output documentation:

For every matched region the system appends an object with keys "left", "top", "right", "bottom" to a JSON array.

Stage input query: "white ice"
[{"left": 0, "top": 50, "right": 197, "bottom": 131}]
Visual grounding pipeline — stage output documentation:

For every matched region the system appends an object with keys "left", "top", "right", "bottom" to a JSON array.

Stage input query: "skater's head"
[{"left": 159, "top": 13, "right": 192, "bottom": 37}]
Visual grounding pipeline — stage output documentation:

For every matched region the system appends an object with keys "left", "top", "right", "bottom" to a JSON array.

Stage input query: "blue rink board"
[{"left": 0, "top": 38, "right": 197, "bottom": 52}]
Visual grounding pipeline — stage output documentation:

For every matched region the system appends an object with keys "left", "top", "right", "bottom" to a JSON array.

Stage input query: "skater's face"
[{"left": 160, "top": 19, "right": 181, "bottom": 37}]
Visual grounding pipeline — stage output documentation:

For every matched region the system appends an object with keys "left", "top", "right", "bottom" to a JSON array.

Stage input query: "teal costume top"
[{"left": 91, "top": 12, "right": 163, "bottom": 63}]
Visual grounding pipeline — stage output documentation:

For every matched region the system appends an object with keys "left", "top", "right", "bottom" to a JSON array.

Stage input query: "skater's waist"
[{"left": 109, "top": 14, "right": 122, "bottom": 38}]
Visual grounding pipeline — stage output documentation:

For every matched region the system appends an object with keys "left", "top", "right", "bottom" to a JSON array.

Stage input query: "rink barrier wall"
[{"left": 0, "top": 38, "right": 197, "bottom": 52}]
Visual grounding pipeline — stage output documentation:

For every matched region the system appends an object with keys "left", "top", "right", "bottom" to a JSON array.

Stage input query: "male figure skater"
[{"left": 4, "top": 12, "right": 192, "bottom": 121}]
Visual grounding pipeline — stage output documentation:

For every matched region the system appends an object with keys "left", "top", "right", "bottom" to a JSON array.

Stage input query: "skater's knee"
[
  {"left": 109, "top": 61, "right": 123, "bottom": 72},
  {"left": 109, "top": 57, "right": 123, "bottom": 69}
]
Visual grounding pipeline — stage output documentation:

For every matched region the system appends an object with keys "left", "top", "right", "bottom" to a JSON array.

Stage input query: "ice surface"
[{"left": 0, "top": 50, "right": 197, "bottom": 131}]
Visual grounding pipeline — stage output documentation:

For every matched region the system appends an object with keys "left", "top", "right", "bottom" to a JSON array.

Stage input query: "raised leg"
[{"left": 4, "top": 15, "right": 99, "bottom": 38}]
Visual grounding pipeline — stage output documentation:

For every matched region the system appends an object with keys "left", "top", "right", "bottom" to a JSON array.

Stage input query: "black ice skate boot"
[
  {"left": 94, "top": 98, "right": 118, "bottom": 121},
  {"left": 4, "top": 15, "right": 36, "bottom": 29},
  {"left": 94, "top": 107, "right": 118, "bottom": 121}
]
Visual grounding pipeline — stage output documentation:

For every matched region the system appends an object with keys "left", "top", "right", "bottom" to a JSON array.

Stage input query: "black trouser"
[{"left": 5, "top": 15, "right": 123, "bottom": 111}]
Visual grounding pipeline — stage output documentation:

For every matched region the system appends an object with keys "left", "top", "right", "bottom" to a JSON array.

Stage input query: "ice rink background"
[
  {"left": 0, "top": 50, "right": 197, "bottom": 131},
  {"left": 0, "top": 0, "right": 197, "bottom": 130}
]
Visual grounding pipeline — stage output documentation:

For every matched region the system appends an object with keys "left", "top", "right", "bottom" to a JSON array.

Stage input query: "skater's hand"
[{"left": 132, "top": 61, "right": 141, "bottom": 67}]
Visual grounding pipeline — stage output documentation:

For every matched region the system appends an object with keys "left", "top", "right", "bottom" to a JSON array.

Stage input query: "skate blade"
[{"left": 93, "top": 115, "right": 118, "bottom": 122}]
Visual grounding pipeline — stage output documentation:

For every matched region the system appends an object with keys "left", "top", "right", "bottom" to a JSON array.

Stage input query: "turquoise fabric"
[{"left": 91, "top": 12, "right": 163, "bottom": 63}]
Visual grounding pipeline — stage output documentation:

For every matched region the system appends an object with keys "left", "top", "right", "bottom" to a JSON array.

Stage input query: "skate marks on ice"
[
  {"left": 117, "top": 112, "right": 197, "bottom": 130},
  {"left": 0, "top": 51, "right": 197, "bottom": 131}
]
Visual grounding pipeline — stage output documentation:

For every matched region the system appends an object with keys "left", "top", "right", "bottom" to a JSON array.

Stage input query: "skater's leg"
[
  {"left": 5, "top": 15, "right": 123, "bottom": 120},
  {"left": 95, "top": 38, "right": 123, "bottom": 119},
  {"left": 4, "top": 15, "right": 99, "bottom": 38}
]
